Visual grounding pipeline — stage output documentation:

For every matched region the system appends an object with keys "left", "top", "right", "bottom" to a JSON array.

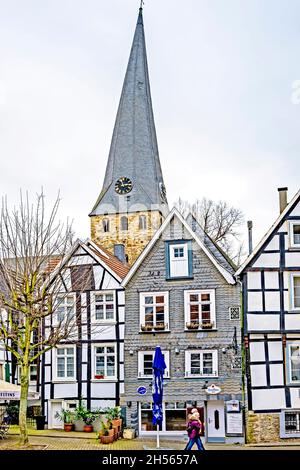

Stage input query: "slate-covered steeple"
[{"left": 90, "top": 7, "right": 168, "bottom": 217}]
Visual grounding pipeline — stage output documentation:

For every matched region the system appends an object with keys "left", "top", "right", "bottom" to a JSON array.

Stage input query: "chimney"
[
  {"left": 247, "top": 221, "right": 253, "bottom": 255},
  {"left": 114, "top": 244, "right": 126, "bottom": 264},
  {"left": 278, "top": 187, "right": 288, "bottom": 214}
]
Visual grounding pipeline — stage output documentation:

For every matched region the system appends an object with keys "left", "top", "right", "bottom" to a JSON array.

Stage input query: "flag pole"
[{"left": 157, "top": 424, "right": 160, "bottom": 449}]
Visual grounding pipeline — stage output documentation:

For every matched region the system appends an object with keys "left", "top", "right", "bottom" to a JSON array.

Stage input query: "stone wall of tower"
[{"left": 90, "top": 211, "right": 163, "bottom": 266}]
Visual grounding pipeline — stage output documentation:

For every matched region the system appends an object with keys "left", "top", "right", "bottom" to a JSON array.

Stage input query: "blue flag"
[{"left": 152, "top": 346, "right": 166, "bottom": 426}]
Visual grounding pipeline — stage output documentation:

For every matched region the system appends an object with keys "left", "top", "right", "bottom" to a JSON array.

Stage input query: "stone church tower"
[{"left": 89, "top": 7, "right": 168, "bottom": 265}]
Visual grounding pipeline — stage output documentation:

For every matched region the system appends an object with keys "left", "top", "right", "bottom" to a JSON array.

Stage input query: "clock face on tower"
[{"left": 114, "top": 177, "right": 133, "bottom": 195}]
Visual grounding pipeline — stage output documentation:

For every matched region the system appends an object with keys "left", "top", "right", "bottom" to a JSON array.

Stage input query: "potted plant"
[
  {"left": 100, "top": 421, "right": 114, "bottom": 444},
  {"left": 201, "top": 321, "right": 214, "bottom": 329},
  {"left": 106, "top": 406, "right": 122, "bottom": 428},
  {"left": 186, "top": 321, "right": 199, "bottom": 330},
  {"left": 75, "top": 405, "right": 99, "bottom": 432},
  {"left": 140, "top": 324, "right": 153, "bottom": 332},
  {"left": 55, "top": 409, "right": 74, "bottom": 432},
  {"left": 153, "top": 323, "right": 166, "bottom": 330}
]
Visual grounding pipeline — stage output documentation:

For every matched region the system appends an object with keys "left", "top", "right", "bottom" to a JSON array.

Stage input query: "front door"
[
  {"left": 50, "top": 401, "right": 64, "bottom": 429},
  {"left": 206, "top": 400, "right": 225, "bottom": 442}
]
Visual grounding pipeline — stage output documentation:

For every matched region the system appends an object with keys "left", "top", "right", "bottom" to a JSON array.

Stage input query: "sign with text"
[
  {"left": 205, "top": 384, "right": 221, "bottom": 395},
  {"left": 0, "top": 391, "right": 20, "bottom": 400},
  {"left": 226, "top": 412, "right": 243, "bottom": 435}
]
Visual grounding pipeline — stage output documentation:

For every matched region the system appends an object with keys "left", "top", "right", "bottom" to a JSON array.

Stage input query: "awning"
[{"left": 0, "top": 380, "right": 40, "bottom": 401}]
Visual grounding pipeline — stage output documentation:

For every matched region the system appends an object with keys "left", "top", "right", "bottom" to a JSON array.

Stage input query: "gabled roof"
[
  {"left": 122, "top": 207, "right": 236, "bottom": 287},
  {"left": 236, "top": 189, "right": 300, "bottom": 276},
  {"left": 48, "top": 239, "right": 129, "bottom": 287},
  {"left": 90, "top": 8, "right": 168, "bottom": 217},
  {"left": 186, "top": 213, "right": 237, "bottom": 274}
]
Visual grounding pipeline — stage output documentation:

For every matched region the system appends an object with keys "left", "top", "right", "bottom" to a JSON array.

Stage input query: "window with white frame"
[
  {"left": 93, "top": 345, "right": 116, "bottom": 380},
  {"left": 284, "top": 411, "right": 300, "bottom": 434},
  {"left": 140, "top": 292, "right": 169, "bottom": 331},
  {"left": 138, "top": 351, "right": 170, "bottom": 378},
  {"left": 54, "top": 346, "right": 75, "bottom": 380},
  {"left": 184, "top": 290, "right": 216, "bottom": 329},
  {"left": 167, "top": 242, "right": 192, "bottom": 279},
  {"left": 288, "top": 344, "right": 300, "bottom": 383},
  {"left": 291, "top": 275, "right": 300, "bottom": 310},
  {"left": 185, "top": 350, "right": 218, "bottom": 377},
  {"left": 289, "top": 222, "right": 300, "bottom": 248},
  {"left": 91, "top": 292, "right": 115, "bottom": 322},
  {"left": 56, "top": 294, "right": 75, "bottom": 324}
]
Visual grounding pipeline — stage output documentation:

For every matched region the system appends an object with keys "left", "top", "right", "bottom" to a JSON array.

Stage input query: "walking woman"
[{"left": 184, "top": 409, "right": 205, "bottom": 451}]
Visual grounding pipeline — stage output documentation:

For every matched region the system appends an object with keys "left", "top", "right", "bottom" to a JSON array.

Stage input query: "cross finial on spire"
[{"left": 140, "top": 0, "right": 144, "bottom": 10}]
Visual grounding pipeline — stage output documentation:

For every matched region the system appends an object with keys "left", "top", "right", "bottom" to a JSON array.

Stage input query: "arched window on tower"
[
  {"left": 120, "top": 216, "right": 128, "bottom": 231},
  {"left": 139, "top": 215, "right": 147, "bottom": 230},
  {"left": 103, "top": 219, "right": 110, "bottom": 233}
]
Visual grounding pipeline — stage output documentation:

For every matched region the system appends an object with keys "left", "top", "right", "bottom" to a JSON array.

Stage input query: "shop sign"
[
  {"left": 137, "top": 386, "right": 147, "bottom": 396},
  {"left": 205, "top": 384, "right": 221, "bottom": 395},
  {"left": 0, "top": 391, "right": 20, "bottom": 400}
]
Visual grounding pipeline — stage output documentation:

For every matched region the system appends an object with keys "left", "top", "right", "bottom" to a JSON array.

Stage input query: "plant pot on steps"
[
  {"left": 101, "top": 434, "right": 114, "bottom": 444},
  {"left": 64, "top": 423, "right": 74, "bottom": 432},
  {"left": 83, "top": 424, "right": 93, "bottom": 432}
]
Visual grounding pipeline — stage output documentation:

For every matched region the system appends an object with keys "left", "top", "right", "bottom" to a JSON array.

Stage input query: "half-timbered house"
[
  {"left": 41, "top": 239, "right": 128, "bottom": 428},
  {"left": 236, "top": 188, "right": 300, "bottom": 442}
]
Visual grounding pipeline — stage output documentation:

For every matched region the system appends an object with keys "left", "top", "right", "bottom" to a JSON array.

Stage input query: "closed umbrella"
[{"left": 152, "top": 346, "right": 166, "bottom": 449}]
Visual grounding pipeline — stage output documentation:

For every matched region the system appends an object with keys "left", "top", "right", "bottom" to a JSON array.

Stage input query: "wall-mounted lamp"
[
  {"left": 175, "top": 347, "right": 180, "bottom": 354},
  {"left": 126, "top": 401, "right": 132, "bottom": 408},
  {"left": 129, "top": 350, "right": 134, "bottom": 356}
]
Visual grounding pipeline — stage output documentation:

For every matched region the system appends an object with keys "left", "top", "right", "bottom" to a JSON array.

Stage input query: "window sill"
[
  {"left": 91, "top": 320, "right": 117, "bottom": 325},
  {"left": 139, "top": 330, "right": 170, "bottom": 334},
  {"left": 185, "top": 328, "right": 218, "bottom": 332},
  {"left": 185, "top": 375, "right": 219, "bottom": 379},
  {"left": 52, "top": 379, "right": 77, "bottom": 383},
  {"left": 91, "top": 379, "right": 117, "bottom": 383},
  {"left": 166, "top": 276, "right": 194, "bottom": 281}
]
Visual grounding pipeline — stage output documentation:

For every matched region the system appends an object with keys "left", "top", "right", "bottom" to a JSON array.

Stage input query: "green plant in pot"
[
  {"left": 99, "top": 420, "right": 114, "bottom": 444},
  {"left": 55, "top": 409, "right": 75, "bottom": 432},
  {"left": 75, "top": 405, "right": 99, "bottom": 432},
  {"left": 106, "top": 406, "right": 122, "bottom": 428}
]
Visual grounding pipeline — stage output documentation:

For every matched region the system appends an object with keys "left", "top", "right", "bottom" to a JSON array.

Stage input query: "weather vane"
[{"left": 140, "top": 0, "right": 144, "bottom": 9}]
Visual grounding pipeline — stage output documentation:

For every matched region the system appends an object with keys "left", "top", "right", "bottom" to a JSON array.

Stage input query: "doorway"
[
  {"left": 206, "top": 400, "right": 225, "bottom": 442},
  {"left": 49, "top": 401, "right": 63, "bottom": 429}
]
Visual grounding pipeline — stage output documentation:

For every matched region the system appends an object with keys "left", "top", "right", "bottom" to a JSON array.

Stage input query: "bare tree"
[
  {"left": 175, "top": 197, "right": 245, "bottom": 265},
  {"left": 0, "top": 191, "right": 80, "bottom": 446}
]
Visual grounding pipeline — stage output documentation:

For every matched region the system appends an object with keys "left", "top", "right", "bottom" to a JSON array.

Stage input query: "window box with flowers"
[
  {"left": 200, "top": 321, "right": 215, "bottom": 330},
  {"left": 140, "top": 324, "right": 153, "bottom": 332},
  {"left": 186, "top": 322, "right": 200, "bottom": 330}
]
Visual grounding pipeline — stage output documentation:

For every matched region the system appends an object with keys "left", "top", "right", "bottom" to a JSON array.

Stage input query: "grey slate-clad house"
[
  {"left": 41, "top": 239, "right": 128, "bottom": 428},
  {"left": 236, "top": 188, "right": 300, "bottom": 442},
  {"left": 122, "top": 207, "right": 244, "bottom": 443}
]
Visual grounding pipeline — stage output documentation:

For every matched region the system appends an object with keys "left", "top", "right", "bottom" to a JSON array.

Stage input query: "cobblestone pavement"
[{"left": 1, "top": 433, "right": 300, "bottom": 450}]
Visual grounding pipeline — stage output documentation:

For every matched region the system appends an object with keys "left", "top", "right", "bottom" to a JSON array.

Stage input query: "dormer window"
[
  {"left": 165, "top": 241, "right": 193, "bottom": 279},
  {"left": 103, "top": 219, "right": 110, "bottom": 233},
  {"left": 289, "top": 222, "right": 300, "bottom": 248}
]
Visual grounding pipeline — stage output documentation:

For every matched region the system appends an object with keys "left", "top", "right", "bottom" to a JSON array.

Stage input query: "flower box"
[
  {"left": 94, "top": 374, "right": 104, "bottom": 379},
  {"left": 140, "top": 324, "right": 153, "bottom": 332},
  {"left": 186, "top": 322, "right": 199, "bottom": 330},
  {"left": 153, "top": 323, "right": 166, "bottom": 330},
  {"left": 200, "top": 322, "right": 214, "bottom": 329}
]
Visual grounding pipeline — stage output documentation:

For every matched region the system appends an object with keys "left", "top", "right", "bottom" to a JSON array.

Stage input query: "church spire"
[{"left": 90, "top": 7, "right": 168, "bottom": 217}]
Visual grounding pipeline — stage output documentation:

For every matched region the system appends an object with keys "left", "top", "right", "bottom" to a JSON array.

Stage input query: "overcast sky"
[{"left": 0, "top": 0, "right": 300, "bottom": 251}]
